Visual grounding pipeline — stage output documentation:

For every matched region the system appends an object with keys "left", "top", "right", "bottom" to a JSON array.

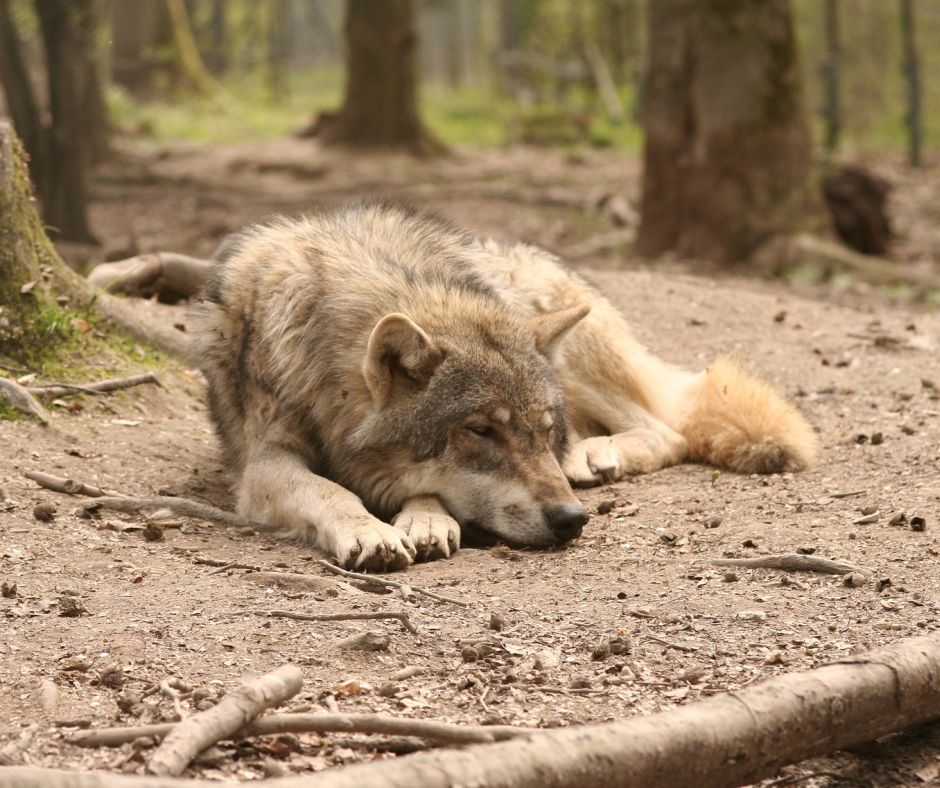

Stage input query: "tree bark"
[
  {"left": 0, "top": 122, "right": 188, "bottom": 361},
  {"left": 637, "top": 0, "right": 822, "bottom": 263},
  {"left": 0, "top": 0, "right": 48, "bottom": 197},
  {"left": 314, "top": 0, "right": 443, "bottom": 155},
  {"left": 3, "top": 631, "right": 940, "bottom": 788},
  {"left": 34, "top": 0, "right": 97, "bottom": 243},
  {"left": 899, "top": 0, "right": 923, "bottom": 168}
]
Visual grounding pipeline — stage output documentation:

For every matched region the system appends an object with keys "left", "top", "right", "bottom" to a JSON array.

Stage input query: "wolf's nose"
[{"left": 545, "top": 504, "right": 589, "bottom": 541}]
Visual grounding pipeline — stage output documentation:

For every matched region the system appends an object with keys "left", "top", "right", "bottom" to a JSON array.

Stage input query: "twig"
[
  {"left": 68, "top": 711, "right": 534, "bottom": 749},
  {"left": 27, "top": 372, "right": 160, "bottom": 400},
  {"left": 210, "top": 562, "right": 261, "bottom": 575},
  {"left": 254, "top": 609, "right": 417, "bottom": 634},
  {"left": 316, "top": 560, "right": 469, "bottom": 606},
  {"left": 710, "top": 553, "right": 869, "bottom": 576},
  {"left": 83, "top": 496, "right": 259, "bottom": 529},
  {"left": 24, "top": 470, "right": 120, "bottom": 498},
  {"left": 644, "top": 634, "right": 699, "bottom": 653},
  {"left": 0, "top": 378, "right": 48, "bottom": 422},
  {"left": 829, "top": 490, "right": 865, "bottom": 499},
  {"left": 158, "top": 681, "right": 187, "bottom": 720},
  {"left": 25, "top": 471, "right": 260, "bottom": 529},
  {"left": 525, "top": 685, "right": 606, "bottom": 696},
  {"left": 147, "top": 664, "right": 302, "bottom": 777}
]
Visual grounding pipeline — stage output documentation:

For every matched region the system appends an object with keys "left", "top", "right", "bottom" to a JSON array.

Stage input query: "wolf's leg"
[
  {"left": 563, "top": 413, "right": 689, "bottom": 488},
  {"left": 238, "top": 447, "right": 416, "bottom": 571},
  {"left": 392, "top": 495, "right": 460, "bottom": 562}
]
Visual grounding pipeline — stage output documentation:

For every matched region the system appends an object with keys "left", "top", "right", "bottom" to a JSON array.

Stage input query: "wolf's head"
[{"left": 355, "top": 302, "right": 591, "bottom": 547}]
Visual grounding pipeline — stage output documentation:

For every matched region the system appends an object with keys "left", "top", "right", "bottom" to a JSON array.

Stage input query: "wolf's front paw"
[
  {"left": 392, "top": 510, "right": 460, "bottom": 562},
  {"left": 563, "top": 436, "right": 623, "bottom": 487},
  {"left": 334, "top": 519, "right": 416, "bottom": 572}
]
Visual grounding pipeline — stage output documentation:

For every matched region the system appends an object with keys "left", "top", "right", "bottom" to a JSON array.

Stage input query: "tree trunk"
[
  {"left": 0, "top": 122, "right": 188, "bottom": 362},
  {"left": 0, "top": 122, "right": 95, "bottom": 359},
  {"left": 314, "top": 0, "right": 442, "bottom": 155},
  {"left": 0, "top": 0, "right": 48, "bottom": 198},
  {"left": 34, "top": 0, "right": 97, "bottom": 243},
  {"left": 636, "top": 0, "right": 822, "bottom": 263},
  {"left": 822, "top": 0, "right": 841, "bottom": 153},
  {"left": 899, "top": 0, "right": 923, "bottom": 168}
]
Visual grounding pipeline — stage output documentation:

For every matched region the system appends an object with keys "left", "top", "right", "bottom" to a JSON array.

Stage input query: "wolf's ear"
[
  {"left": 531, "top": 304, "right": 590, "bottom": 359},
  {"left": 363, "top": 313, "right": 444, "bottom": 406}
]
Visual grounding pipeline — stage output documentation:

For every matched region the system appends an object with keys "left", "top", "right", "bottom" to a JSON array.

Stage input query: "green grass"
[{"left": 108, "top": 67, "right": 645, "bottom": 152}]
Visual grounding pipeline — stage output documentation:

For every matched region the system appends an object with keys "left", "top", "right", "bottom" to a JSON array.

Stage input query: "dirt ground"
[{"left": 1, "top": 139, "right": 939, "bottom": 786}]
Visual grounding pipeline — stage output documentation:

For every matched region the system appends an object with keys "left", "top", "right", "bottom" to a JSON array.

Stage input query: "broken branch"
[
  {"left": 27, "top": 372, "right": 160, "bottom": 400},
  {"left": 24, "top": 470, "right": 119, "bottom": 498},
  {"left": 316, "top": 560, "right": 468, "bottom": 606},
  {"left": 147, "top": 664, "right": 302, "bottom": 777},
  {"left": 254, "top": 609, "right": 417, "bottom": 634},
  {"left": 710, "top": 553, "right": 868, "bottom": 576}
]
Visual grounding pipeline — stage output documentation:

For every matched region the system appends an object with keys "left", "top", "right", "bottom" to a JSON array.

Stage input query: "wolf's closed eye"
[{"left": 466, "top": 424, "right": 496, "bottom": 439}]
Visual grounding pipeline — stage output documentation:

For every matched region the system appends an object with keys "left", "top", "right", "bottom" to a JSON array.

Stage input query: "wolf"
[{"left": 192, "top": 204, "right": 817, "bottom": 571}]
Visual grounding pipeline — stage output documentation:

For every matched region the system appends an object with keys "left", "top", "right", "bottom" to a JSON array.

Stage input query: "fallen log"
[
  {"left": 147, "top": 664, "right": 302, "bottom": 776},
  {"left": 4, "top": 631, "right": 940, "bottom": 787}
]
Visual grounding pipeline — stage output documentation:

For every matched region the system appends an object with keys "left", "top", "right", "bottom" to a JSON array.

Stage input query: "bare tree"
[
  {"left": 637, "top": 0, "right": 821, "bottom": 263},
  {"left": 311, "top": 0, "right": 442, "bottom": 154}
]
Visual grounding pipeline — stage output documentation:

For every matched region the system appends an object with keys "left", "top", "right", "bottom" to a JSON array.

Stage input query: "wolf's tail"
[{"left": 677, "top": 357, "right": 817, "bottom": 474}]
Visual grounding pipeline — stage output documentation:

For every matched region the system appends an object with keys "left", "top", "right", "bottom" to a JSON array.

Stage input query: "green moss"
[{"left": 0, "top": 400, "right": 29, "bottom": 422}]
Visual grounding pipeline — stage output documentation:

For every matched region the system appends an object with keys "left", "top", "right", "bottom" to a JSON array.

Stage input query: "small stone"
[
  {"left": 33, "top": 503, "right": 56, "bottom": 522},
  {"left": 1, "top": 581, "right": 16, "bottom": 598},
  {"left": 796, "top": 546, "right": 816, "bottom": 555},
  {"left": 876, "top": 578, "right": 892, "bottom": 593},
  {"left": 609, "top": 635, "right": 631, "bottom": 655},
  {"left": 773, "top": 310, "right": 787, "bottom": 323},
  {"left": 591, "top": 638, "right": 611, "bottom": 661},
  {"left": 922, "top": 378, "right": 936, "bottom": 390},
  {"left": 843, "top": 572, "right": 868, "bottom": 588},
  {"left": 860, "top": 505, "right": 877, "bottom": 516},
  {"left": 705, "top": 517, "right": 722, "bottom": 529},
  {"left": 854, "top": 434, "right": 869, "bottom": 445},
  {"left": 377, "top": 683, "right": 399, "bottom": 698},
  {"left": 569, "top": 675, "right": 593, "bottom": 689},
  {"left": 116, "top": 689, "right": 143, "bottom": 714},
  {"left": 489, "top": 612, "right": 506, "bottom": 632},
  {"left": 659, "top": 531, "right": 677, "bottom": 545},
  {"left": 142, "top": 522, "right": 164, "bottom": 542},
  {"left": 533, "top": 649, "right": 560, "bottom": 671},
  {"left": 58, "top": 595, "right": 88, "bottom": 617},
  {"left": 98, "top": 663, "right": 126, "bottom": 689},
  {"left": 889, "top": 512, "right": 908, "bottom": 526},
  {"left": 910, "top": 516, "right": 927, "bottom": 532},
  {"left": 765, "top": 651, "right": 787, "bottom": 665},
  {"left": 597, "top": 499, "right": 618, "bottom": 515},
  {"left": 742, "top": 539, "right": 758, "bottom": 548},
  {"left": 461, "top": 646, "right": 480, "bottom": 663},
  {"left": 870, "top": 432, "right": 884, "bottom": 445},
  {"left": 723, "top": 572, "right": 739, "bottom": 583}
]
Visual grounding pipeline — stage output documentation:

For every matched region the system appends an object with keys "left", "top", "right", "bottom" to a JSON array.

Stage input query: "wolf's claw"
[
  {"left": 334, "top": 521, "right": 416, "bottom": 572},
  {"left": 392, "top": 511, "right": 460, "bottom": 562}
]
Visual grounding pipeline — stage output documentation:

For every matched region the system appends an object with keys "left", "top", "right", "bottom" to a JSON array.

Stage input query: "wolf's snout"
[{"left": 544, "top": 504, "right": 589, "bottom": 542}]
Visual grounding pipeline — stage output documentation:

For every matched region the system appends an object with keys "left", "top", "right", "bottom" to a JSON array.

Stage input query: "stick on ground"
[
  {"left": 147, "top": 664, "right": 302, "bottom": 777},
  {"left": 254, "top": 609, "right": 418, "bottom": 634},
  {"left": 24, "top": 471, "right": 120, "bottom": 498},
  {"left": 27, "top": 372, "right": 160, "bottom": 400},
  {"left": 316, "top": 560, "right": 468, "bottom": 606},
  {"left": 68, "top": 711, "right": 533, "bottom": 749},
  {"left": 710, "top": 553, "right": 869, "bottom": 576}
]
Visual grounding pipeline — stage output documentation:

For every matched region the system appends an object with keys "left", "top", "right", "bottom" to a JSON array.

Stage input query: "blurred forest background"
[{"left": 0, "top": 0, "right": 938, "bottom": 296}]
